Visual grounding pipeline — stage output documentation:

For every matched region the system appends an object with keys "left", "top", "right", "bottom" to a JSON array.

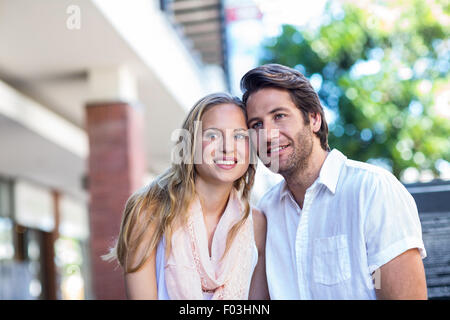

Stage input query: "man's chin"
[{"left": 264, "top": 160, "right": 290, "bottom": 174}]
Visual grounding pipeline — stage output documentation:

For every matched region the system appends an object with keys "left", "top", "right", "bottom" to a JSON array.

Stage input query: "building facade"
[{"left": 0, "top": 0, "right": 228, "bottom": 299}]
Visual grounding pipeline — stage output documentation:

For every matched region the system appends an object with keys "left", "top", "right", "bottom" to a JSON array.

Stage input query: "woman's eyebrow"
[
  {"left": 203, "top": 128, "right": 248, "bottom": 132},
  {"left": 203, "top": 127, "right": 221, "bottom": 132}
]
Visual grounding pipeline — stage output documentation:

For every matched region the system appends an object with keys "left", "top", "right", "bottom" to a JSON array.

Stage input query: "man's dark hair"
[{"left": 240, "top": 63, "right": 330, "bottom": 151}]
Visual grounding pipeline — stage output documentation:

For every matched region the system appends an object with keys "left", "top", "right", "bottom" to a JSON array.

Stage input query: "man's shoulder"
[
  {"left": 340, "top": 157, "right": 406, "bottom": 198},
  {"left": 342, "top": 158, "right": 397, "bottom": 185}
]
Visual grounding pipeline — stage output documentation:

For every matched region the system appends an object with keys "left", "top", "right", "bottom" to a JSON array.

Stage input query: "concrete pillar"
[{"left": 85, "top": 66, "right": 146, "bottom": 299}]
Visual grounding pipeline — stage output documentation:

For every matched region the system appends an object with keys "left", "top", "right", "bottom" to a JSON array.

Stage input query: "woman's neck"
[{"left": 194, "top": 176, "right": 233, "bottom": 218}]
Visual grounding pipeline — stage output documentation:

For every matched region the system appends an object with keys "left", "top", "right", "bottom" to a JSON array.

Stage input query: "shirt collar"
[
  {"left": 279, "top": 179, "right": 290, "bottom": 199},
  {"left": 317, "top": 148, "right": 347, "bottom": 194},
  {"left": 279, "top": 148, "right": 347, "bottom": 199}
]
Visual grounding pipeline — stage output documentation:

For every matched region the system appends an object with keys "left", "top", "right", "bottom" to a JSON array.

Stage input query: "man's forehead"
[
  {"left": 247, "top": 98, "right": 296, "bottom": 119},
  {"left": 247, "top": 88, "right": 293, "bottom": 107}
]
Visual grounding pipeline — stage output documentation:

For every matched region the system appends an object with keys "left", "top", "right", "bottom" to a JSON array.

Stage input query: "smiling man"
[{"left": 240, "top": 64, "right": 427, "bottom": 300}]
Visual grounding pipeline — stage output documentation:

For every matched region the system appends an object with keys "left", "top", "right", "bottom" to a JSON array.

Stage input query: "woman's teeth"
[{"left": 215, "top": 160, "right": 235, "bottom": 165}]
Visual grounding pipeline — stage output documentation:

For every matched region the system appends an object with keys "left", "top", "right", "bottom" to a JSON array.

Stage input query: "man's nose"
[{"left": 262, "top": 122, "right": 280, "bottom": 144}]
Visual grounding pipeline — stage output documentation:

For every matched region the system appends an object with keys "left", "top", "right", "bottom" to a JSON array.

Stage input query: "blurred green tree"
[{"left": 260, "top": 0, "right": 450, "bottom": 179}]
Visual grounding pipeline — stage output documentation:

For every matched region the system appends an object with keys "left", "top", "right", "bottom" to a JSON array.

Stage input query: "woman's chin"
[
  {"left": 196, "top": 163, "right": 248, "bottom": 186},
  {"left": 213, "top": 174, "right": 243, "bottom": 185},
  {"left": 212, "top": 167, "right": 248, "bottom": 185}
]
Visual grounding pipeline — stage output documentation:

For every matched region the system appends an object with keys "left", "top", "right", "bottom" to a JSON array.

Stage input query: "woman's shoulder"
[
  {"left": 251, "top": 208, "right": 266, "bottom": 238},
  {"left": 251, "top": 208, "right": 266, "bottom": 254},
  {"left": 251, "top": 208, "right": 266, "bottom": 224}
]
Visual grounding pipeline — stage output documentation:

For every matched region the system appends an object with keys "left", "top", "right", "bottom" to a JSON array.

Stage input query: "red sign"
[{"left": 226, "top": 5, "right": 263, "bottom": 22}]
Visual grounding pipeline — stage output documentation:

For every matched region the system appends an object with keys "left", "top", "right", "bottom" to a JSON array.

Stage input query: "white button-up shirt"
[{"left": 258, "top": 149, "right": 426, "bottom": 299}]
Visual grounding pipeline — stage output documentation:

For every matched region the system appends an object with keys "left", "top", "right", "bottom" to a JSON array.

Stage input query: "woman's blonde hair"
[{"left": 103, "top": 92, "right": 256, "bottom": 273}]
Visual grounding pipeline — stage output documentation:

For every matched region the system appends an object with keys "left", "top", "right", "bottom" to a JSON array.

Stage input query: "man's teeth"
[
  {"left": 270, "top": 145, "right": 289, "bottom": 153},
  {"left": 215, "top": 160, "right": 235, "bottom": 165}
]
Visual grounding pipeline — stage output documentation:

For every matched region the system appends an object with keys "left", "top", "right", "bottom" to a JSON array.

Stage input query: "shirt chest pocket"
[{"left": 313, "top": 234, "right": 351, "bottom": 285}]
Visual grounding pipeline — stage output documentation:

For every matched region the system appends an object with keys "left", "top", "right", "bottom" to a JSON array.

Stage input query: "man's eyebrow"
[
  {"left": 269, "top": 107, "right": 290, "bottom": 114},
  {"left": 247, "top": 107, "right": 290, "bottom": 124},
  {"left": 247, "top": 116, "right": 260, "bottom": 125}
]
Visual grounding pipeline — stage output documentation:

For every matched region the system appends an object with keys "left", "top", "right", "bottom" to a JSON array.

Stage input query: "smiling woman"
[
  {"left": 103, "top": 92, "right": 269, "bottom": 300},
  {"left": 196, "top": 103, "right": 251, "bottom": 184}
]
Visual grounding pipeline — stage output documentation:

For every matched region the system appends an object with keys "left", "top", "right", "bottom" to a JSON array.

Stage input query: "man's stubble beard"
[{"left": 277, "top": 127, "right": 314, "bottom": 178}]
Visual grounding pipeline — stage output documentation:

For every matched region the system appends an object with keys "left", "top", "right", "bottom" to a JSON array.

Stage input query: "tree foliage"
[{"left": 260, "top": 0, "right": 450, "bottom": 179}]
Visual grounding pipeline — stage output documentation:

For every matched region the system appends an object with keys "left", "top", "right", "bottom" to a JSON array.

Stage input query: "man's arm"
[{"left": 375, "top": 248, "right": 427, "bottom": 300}]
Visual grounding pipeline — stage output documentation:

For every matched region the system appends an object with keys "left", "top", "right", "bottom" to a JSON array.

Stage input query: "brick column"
[
  {"left": 86, "top": 102, "right": 146, "bottom": 299},
  {"left": 40, "top": 190, "right": 60, "bottom": 300}
]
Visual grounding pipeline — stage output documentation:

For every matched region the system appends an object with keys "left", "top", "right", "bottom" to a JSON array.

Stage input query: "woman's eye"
[
  {"left": 205, "top": 133, "right": 219, "bottom": 140},
  {"left": 235, "top": 133, "right": 248, "bottom": 140}
]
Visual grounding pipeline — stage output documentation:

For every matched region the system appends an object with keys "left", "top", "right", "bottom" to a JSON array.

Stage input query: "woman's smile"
[{"left": 214, "top": 157, "right": 238, "bottom": 170}]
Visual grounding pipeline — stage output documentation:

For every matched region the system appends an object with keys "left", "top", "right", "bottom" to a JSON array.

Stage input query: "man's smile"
[{"left": 267, "top": 143, "right": 291, "bottom": 156}]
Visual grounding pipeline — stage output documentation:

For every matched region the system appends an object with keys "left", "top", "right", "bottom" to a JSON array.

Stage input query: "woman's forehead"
[{"left": 201, "top": 103, "right": 247, "bottom": 128}]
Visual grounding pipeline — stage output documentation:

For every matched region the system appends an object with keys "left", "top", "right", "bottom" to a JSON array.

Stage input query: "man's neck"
[{"left": 283, "top": 147, "right": 328, "bottom": 209}]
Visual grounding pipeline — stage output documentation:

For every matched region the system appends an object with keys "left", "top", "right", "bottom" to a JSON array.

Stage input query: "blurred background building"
[
  {"left": 0, "top": 0, "right": 228, "bottom": 299},
  {"left": 0, "top": 0, "right": 449, "bottom": 300}
]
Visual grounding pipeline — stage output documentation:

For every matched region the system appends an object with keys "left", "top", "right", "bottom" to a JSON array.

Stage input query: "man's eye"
[
  {"left": 251, "top": 122, "right": 263, "bottom": 129},
  {"left": 275, "top": 114, "right": 286, "bottom": 120}
]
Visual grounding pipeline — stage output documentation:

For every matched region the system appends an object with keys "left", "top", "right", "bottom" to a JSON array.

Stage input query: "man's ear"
[{"left": 309, "top": 112, "right": 322, "bottom": 133}]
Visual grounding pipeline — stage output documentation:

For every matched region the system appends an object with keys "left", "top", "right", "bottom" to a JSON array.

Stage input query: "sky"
[
  {"left": 226, "top": 0, "right": 337, "bottom": 125},
  {"left": 226, "top": 0, "right": 328, "bottom": 95}
]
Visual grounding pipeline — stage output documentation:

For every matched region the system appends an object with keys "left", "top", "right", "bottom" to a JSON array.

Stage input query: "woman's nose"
[{"left": 222, "top": 133, "right": 235, "bottom": 155}]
